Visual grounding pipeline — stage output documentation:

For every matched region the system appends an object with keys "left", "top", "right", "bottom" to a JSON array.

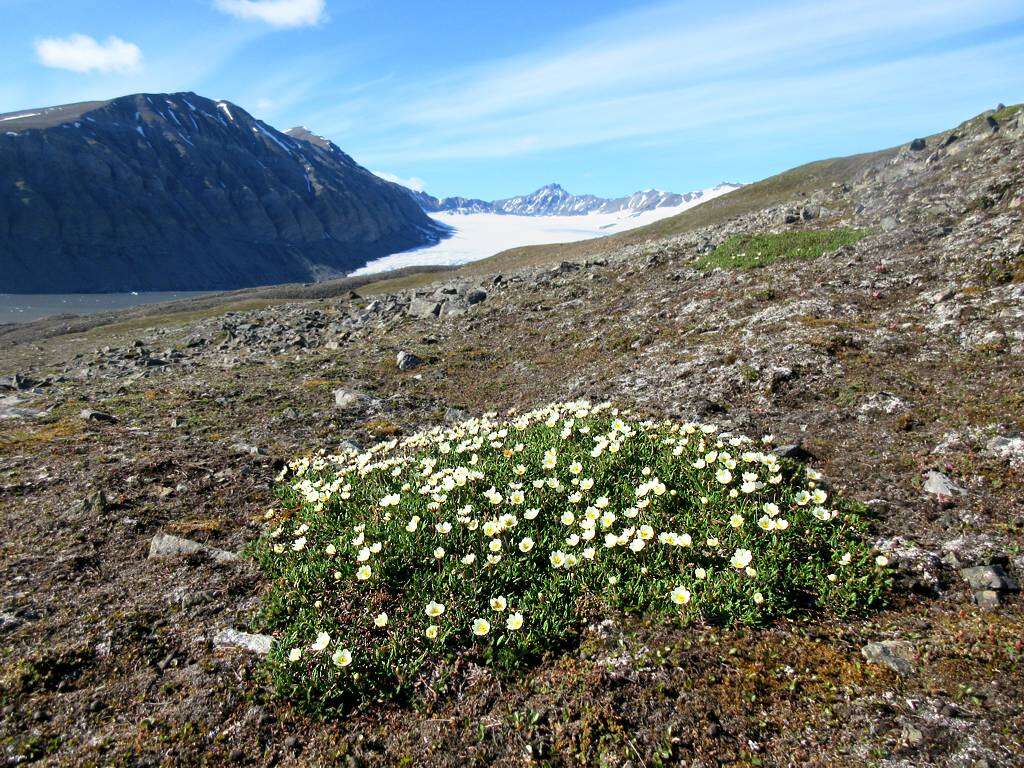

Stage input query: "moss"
[{"left": 694, "top": 229, "right": 868, "bottom": 271}]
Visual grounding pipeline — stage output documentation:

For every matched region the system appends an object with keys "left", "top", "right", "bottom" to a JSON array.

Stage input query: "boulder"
[{"left": 862, "top": 640, "right": 916, "bottom": 675}]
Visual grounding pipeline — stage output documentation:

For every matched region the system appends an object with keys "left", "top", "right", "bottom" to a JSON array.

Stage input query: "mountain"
[
  {"left": 409, "top": 182, "right": 742, "bottom": 216},
  {"left": 0, "top": 93, "right": 445, "bottom": 293}
]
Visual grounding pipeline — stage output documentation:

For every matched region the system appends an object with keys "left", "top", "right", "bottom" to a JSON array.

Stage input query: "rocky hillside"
[
  {"left": 0, "top": 93, "right": 445, "bottom": 293},
  {"left": 411, "top": 181, "right": 741, "bottom": 216},
  {"left": 0, "top": 104, "right": 1022, "bottom": 767}
]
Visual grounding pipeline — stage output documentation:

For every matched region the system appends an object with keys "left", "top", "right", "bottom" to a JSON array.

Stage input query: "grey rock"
[
  {"left": 960, "top": 565, "right": 1019, "bottom": 592},
  {"left": 973, "top": 590, "right": 1001, "bottom": 609},
  {"left": 333, "top": 388, "right": 369, "bottom": 410},
  {"left": 80, "top": 408, "right": 117, "bottom": 423},
  {"left": 922, "top": 470, "right": 965, "bottom": 498},
  {"left": 776, "top": 443, "right": 814, "bottom": 462},
  {"left": 397, "top": 350, "right": 424, "bottom": 371},
  {"left": 408, "top": 297, "right": 442, "bottom": 319},
  {"left": 445, "top": 407, "right": 470, "bottom": 423},
  {"left": 231, "top": 442, "right": 266, "bottom": 456},
  {"left": 466, "top": 289, "right": 487, "bottom": 305},
  {"left": 214, "top": 628, "right": 274, "bottom": 655},
  {"left": 148, "top": 532, "right": 238, "bottom": 563},
  {"left": 909, "top": 138, "right": 927, "bottom": 151},
  {"left": 984, "top": 434, "right": 1024, "bottom": 464},
  {"left": 85, "top": 490, "right": 107, "bottom": 515},
  {"left": 861, "top": 640, "right": 916, "bottom": 675},
  {"left": 0, "top": 373, "right": 38, "bottom": 391}
]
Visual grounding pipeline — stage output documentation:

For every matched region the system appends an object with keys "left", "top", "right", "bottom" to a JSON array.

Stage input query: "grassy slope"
[{"left": 455, "top": 148, "right": 895, "bottom": 276}]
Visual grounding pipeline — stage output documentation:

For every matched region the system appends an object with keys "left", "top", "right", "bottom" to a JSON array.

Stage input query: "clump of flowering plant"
[{"left": 251, "top": 401, "right": 889, "bottom": 709}]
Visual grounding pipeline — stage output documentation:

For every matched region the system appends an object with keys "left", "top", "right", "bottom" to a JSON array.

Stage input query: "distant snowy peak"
[{"left": 412, "top": 181, "right": 742, "bottom": 217}]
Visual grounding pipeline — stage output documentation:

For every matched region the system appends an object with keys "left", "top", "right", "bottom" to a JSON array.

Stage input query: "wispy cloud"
[
  {"left": 35, "top": 34, "right": 142, "bottom": 74},
  {"left": 372, "top": 170, "right": 425, "bottom": 191},
  {"left": 324, "top": 0, "right": 1023, "bottom": 165},
  {"left": 214, "top": 0, "right": 326, "bottom": 28}
]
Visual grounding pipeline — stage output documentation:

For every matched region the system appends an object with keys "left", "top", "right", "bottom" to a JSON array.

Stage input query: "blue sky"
[{"left": 2, "top": 0, "right": 1023, "bottom": 199}]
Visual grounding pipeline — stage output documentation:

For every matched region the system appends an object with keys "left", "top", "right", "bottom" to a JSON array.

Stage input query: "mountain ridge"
[
  {"left": 406, "top": 180, "right": 742, "bottom": 217},
  {"left": 0, "top": 92, "right": 445, "bottom": 293}
]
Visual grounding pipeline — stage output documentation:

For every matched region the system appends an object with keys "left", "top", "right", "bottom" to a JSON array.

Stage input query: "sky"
[{"left": 1, "top": 0, "right": 1023, "bottom": 200}]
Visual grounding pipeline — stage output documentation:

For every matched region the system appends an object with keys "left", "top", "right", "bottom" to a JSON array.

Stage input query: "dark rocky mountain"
[
  {"left": 0, "top": 93, "right": 445, "bottom": 293},
  {"left": 410, "top": 181, "right": 742, "bottom": 216}
]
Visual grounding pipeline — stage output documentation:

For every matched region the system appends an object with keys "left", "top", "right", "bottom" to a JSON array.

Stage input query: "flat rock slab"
[
  {"left": 148, "top": 532, "right": 238, "bottom": 563},
  {"left": 214, "top": 628, "right": 274, "bottom": 655},
  {"left": 862, "top": 640, "right": 916, "bottom": 675}
]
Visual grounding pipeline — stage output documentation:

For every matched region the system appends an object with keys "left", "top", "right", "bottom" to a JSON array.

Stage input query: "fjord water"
[{"left": 0, "top": 292, "right": 213, "bottom": 324}]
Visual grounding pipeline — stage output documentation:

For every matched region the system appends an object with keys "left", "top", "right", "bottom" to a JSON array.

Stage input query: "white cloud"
[
  {"left": 326, "top": 0, "right": 1024, "bottom": 165},
  {"left": 372, "top": 170, "right": 426, "bottom": 192},
  {"left": 214, "top": 0, "right": 326, "bottom": 28},
  {"left": 34, "top": 34, "right": 142, "bottom": 74}
]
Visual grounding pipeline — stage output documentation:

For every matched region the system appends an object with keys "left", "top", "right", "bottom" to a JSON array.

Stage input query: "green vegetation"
[
  {"left": 694, "top": 228, "right": 868, "bottom": 271},
  {"left": 250, "top": 402, "right": 889, "bottom": 711},
  {"left": 992, "top": 103, "right": 1023, "bottom": 123}
]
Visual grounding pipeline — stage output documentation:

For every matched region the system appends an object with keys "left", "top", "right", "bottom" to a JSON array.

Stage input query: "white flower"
[
  {"left": 331, "top": 648, "right": 353, "bottom": 667},
  {"left": 461, "top": 553, "right": 476, "bottom": 565},
  {"left": 569, "top": 461, "right": 583, "bottom": 475},
  {"left": 472, "top": 618, "right": 491, "bottom": 636},
  {"left": 425, "top": 600, "right": 446, "bottom": 617},
  {"left": 288, "top": 647, "right": 302, "bottom": 662},
  {"left": 694, "top": 567, "right": 707, "bottom": 580},
  {"left": 357, "top": 547, "right": 371, "bottom": 562},
  {"left": 729, "top": 514, "right": 744, "bottom": 529},
  {"left": 488, "top": 538, "right": 502, "bottom": 552},
  {"left": 310, "top": 631, "right": 331, "bottom": 651},
  {"left": 794, "top": 490, "right": 811, "bottom": 506},
  {"left": 549, "top": 551, "right": 567, "bottom": 568},
  {"left": 753, "top": 592, "right": 764, "bottom": 605},
  {"left": 325, "top": 543, "right": 336, "bottom": 556},
  {"left": 433, "top": 547, "right": 445, "bottom": 559},
  {"left": 490, "top": 596, "right": 507, "bottom": 611},
  {"left": 560, "top": 511, "right": 575, "bottom": 526},
  {"left": 519, "top": 537, "right": 535, "bottom": 553},
  {"left": 292, "top": 537, "right": 306, "bottom": 551},
  {"left": 542, "top": 448, "right": 558, "bottom": 469},
  {"left": 374, "top": 613, "right": 388, "bottom": 627},
  {"left": 506, "top": 612, "right": 524, "bottom": 630},
  {"left": 524, "top": 508, "right": 540, "bottom": 520},
  {"left": 762, "top": 502, "right": 779, "bottom": 517},
  {"left": 629, "top": 538, "right": 646, "bottom": 553},
  {"left": 356, "top": 565, "right": 372, "bottom": 580},
  {"left": 670, "top": 586, "right": 691, "bottom": 605},
  {"left": 875, "top": 555, "right": 889, "bottom": 567},
  {"left": 811, "top": 488, "right": 828, "bottom": 505},
  {"left": 730, "top": 548, "right": 753, "bottom": 569},
  {"left": 425, "top": 625, "right": 439, "bottom": 639},
  {"left": 715, "top": 468, "right": 733, "bottom": 484}
]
